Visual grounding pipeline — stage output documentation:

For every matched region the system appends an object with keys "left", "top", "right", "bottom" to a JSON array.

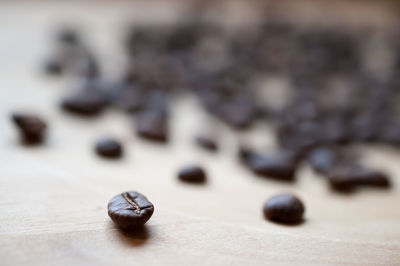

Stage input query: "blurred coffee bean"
[
  {"left": 195, "top": 134, "right": 218, "bottom": 152},
  {"left": 11, "top": 113, "right": 47, "bottom": 144},
  {"left": 135, "top": 111, "right": 168, "bottom": 143},
  {"left": 307, "top": 147, "right": 336, "bottom": 173},
  {"left": 61, "top": 84, "right": 108, "bottom": 116},
  {"left": 95, "top": 138, "right": 123, "bottom": 159},
  {"left": 178, "top": 165, "right": 207, "bottom": 183},
  {"left": 241, "top": 149, "right": 298, "bottom": 181},
  {"left": 327, "top": 164, "right": 390, "bottom": 192},
  {"left": 263, "top": 194, "right": 305, "bottom": 224}
]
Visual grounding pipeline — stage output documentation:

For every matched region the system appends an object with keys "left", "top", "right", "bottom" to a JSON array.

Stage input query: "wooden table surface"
[{"left": 1, "top": 1, "right": 400, "bottom": 265}]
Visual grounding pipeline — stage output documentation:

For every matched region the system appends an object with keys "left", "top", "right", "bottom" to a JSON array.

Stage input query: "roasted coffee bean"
[
  {"left": 263, "top": 194, "right": 305, "bottom": 224},
  {"left": 241, "top": 149, "right": 298, "bottom": 181},
  {"left": 195, "top": 134, "right": 218, "bottom": 151},
  {"left": 108, "top": 191, "right": 154, "bottom": 229},
  {"left": 307, "top": 147, "right": 336, "bottom": 173},
  {"left": 136, "top": 111, "right": 168, "bottom": 142},
  {"left": 178, "top": 165, "right": 207, "bottom": 183},
  {"left": 11, "top": 113, "right": 47, "bottom": 144},
  {"left": 95, "top": 138, "right": 123, "bottom": 158},
  {"left": 327, "top": 165, "right": 390, "bottom": 192},
  {"left": 61, "top": 87, "right": 108, "bottom": 116}
]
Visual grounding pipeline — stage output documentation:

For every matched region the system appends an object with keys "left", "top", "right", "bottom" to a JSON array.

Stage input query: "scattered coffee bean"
[
  {"left": 307, "top": 147, "right": 336, "bottom": 173},
  {"left": 11, "top": 113, "right": 47, "bottom": 144},
  {"left": 95, "top": 138, "right": 123, "bottom": 158},
  {"left": 241, "top": 148, "right": 298, "bottom": 181},
  {"left": 327, "top": 164, "right": 390, "bottom": 192},
  {"left": 178, "top": 165, "right": 207, "bottom": 183},
  {"left": 108, "top": 191, "right": 154, "bottom": 229},
  {"left": 135, "top": 111, "right": 168, "bottom": 142},
  {"left": 195, "top": 134, "right": 218, "bottom": 151},
  {"left": 61, "top": 87, "right": 108, "bottom": 116},
  {"left": 263, "top": 194, "right": 305, "bottom": 224}
]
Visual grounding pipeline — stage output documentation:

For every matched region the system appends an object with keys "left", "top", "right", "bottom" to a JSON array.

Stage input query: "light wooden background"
[{"left": 0, "top": 1, "right": 400, "bottom": 265}]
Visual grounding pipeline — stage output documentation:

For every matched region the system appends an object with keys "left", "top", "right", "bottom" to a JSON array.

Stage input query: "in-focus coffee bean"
[{"left": 108, "top": 191, "right": 154, "bottom": 229}]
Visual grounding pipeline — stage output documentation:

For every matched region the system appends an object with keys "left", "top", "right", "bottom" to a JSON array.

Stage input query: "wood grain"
[{"left": 0, "top": 1, "right": 400, "bottom": 265}]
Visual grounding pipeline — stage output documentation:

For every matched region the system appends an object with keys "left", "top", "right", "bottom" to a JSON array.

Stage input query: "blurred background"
[{"left": 1, "top": 1, "right": 400, "bottom": 265}]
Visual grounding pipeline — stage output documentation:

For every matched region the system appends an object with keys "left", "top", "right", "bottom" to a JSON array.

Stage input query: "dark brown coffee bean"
[
  {"left": 95, "top": 138, "right": 123, "bottom": 158},
  {"left": 327, "top": 165, "right": 390, "bottom": 192},
  {"left": 136, "top": 111, "right": 168, "bottom": 142},
  {"left": 178, "top": 165, "right": 206, "bottom": 183},
  {"left": 307, "top": 147, "right": 336, "bottom": 173},
  {"left": 11, "top": 113, "right": 47, "bottom": 144},
  {"left": 108, "top": 191, "right": 154, "bottom": 229},
  {"left": 61, "top": 87, "right": 108, "bottom": 116},
  {"left": 241, "top": 149, "right": 298, "bottom": 181},
  {"left": 195, "top": 134, "right": 218, "bottom": 152},
  {"left": 263, "top": 194, "right": 305, "bottom": 224}
]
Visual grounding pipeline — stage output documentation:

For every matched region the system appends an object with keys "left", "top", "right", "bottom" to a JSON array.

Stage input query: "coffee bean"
[
  {"left": 11, "top": 113, "right": 47, "bottom": 144},
  {"left": 178, "top": 165, "right": 206, "bottom": 183},
  {"left": 327, "top": 165, "right": 390, "bottom": 192},
  {"left": 61, "top": 87, "right": 108, "bottom": 116},
  {"left": 108, "top": 191, "right": 154, "bottom": 229},
  {"left": 307, "top": 147, "right": 336, "bottom": 173},
  {"left": 263, "top": 194, "right": 305, "bottom": 224},
  {"left": 195, "top": 134, "right": 218, "bottom": 151},
  {"left": 241, "top": 149, "right": 298, "bottom": 181},
  {"left": 135, "top": 111, "right": 168, "bottom": 142},
  {"left": 95, "top": 138, "right": 123, "bottom": 158}
]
